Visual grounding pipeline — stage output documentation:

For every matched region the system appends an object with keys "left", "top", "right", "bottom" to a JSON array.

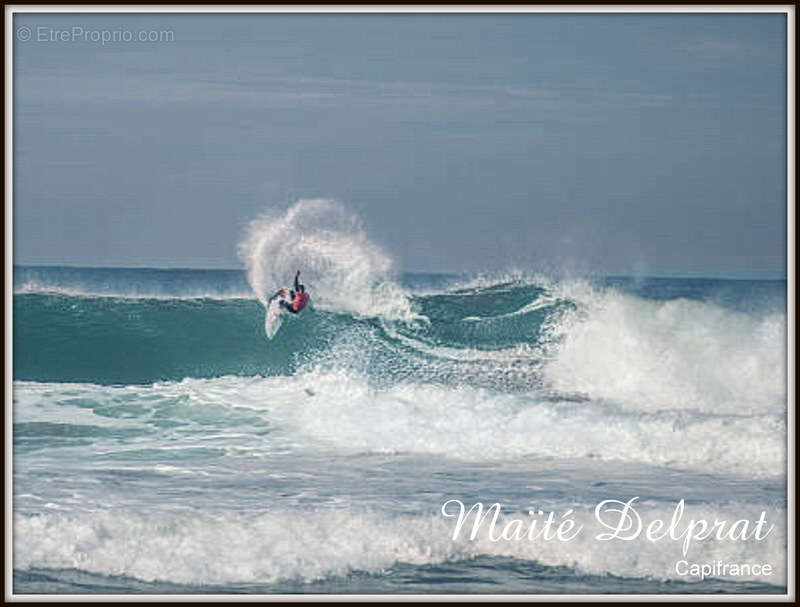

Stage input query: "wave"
[
  {"left": 13, "top": 266, "right": 254, "bottom": 301},
  {"left": 13, "top": 371, "right": 786, "bottom": 477},
  {"left": 14, "top": 273, "right": 787, "bottom": 410},
  {"left": 542, "top": 281, "right": 787, "bottom": 415},
  {"left": 14, "top": 500, "right": 786, "bottom": 586},
  {"left": 13, "top": 259, "right": 787, "bottom": 474},
  {"left": 12, "top": 283, "right": 254, "bottom": 301},
  {"left": 280, "top": 370, "right": 785, "bottom": 477},
  {"left": 13, "top": 295, "right": 304, "bottom": 384}
]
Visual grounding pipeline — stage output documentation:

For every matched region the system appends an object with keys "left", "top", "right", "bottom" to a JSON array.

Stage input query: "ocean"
[
  {"left": 10, "top": 204, "right": 789, "bottom": 595},
  {"left": 11, "top": 264, "right": 788, "bottom": 596}
]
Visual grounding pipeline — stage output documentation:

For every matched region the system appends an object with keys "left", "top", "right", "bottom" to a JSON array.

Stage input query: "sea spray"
[{"left": 237, "top": 199, "right": 416, "bottom": 321}]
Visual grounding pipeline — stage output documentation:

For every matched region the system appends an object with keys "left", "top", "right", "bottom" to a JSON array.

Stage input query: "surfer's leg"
[
  {"left": 269, "top": 288, "right": 290, "bottom": 303},
  {"left": 280, "top": 300, "right": 297, "bottom": 314}
]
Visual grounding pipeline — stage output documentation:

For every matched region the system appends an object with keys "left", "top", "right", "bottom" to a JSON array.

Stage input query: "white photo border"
[{"left": 4, "top": 3, "right": 795, "bottom": 602}]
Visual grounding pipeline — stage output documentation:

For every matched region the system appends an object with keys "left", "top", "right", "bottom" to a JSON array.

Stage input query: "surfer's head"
[{"left": 298, "top": 284, "right": 305, "bottom": 293}]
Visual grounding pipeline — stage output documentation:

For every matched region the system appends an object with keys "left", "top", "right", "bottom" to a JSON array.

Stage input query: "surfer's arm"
[{"left": 294, "top": 271, "right": 301, "bottom": 291}]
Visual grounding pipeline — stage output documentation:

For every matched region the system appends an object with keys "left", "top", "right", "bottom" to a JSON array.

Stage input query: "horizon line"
[{"left": 10, "top": 262, "right": 789, "bottom": 282}]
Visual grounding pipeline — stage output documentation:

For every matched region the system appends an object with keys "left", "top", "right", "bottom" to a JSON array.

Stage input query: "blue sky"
[{"left": 12, "top": 13, "right": 787, "bottom": 277}]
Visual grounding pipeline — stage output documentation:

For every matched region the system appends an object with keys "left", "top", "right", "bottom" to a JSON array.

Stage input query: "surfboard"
[{"left": 265, "top": 288, "right": 289, "bottom": 340}]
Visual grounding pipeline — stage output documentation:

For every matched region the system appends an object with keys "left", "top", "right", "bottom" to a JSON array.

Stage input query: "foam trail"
[
  {"left": 238, "top": 199, "right": 415, "bottom": 320},
  {"left": 462, "top": 295, "right": 561, "bottom": 322}
]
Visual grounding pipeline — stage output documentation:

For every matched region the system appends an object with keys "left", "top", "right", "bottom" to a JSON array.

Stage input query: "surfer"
[{"left": 269, "top": 270, "right": 310, "bottom": 315}]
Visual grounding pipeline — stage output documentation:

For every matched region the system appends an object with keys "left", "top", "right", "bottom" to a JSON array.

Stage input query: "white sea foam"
[
  {"left": 272, "top": 370, "right": 785, "bottom": 478},
  {"left": 542, "top": 281, "right": 787, "bottom": 415},
  {"left": 12, "top": 372, "right": 786, "bottom": 478},
  {"left": 14, "top": 500, "right": 786, "bottom": 586}
]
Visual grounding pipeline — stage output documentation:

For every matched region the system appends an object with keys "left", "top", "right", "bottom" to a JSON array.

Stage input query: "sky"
[{"left": 12, "top": 12, "right": 788, "bottom": 278}]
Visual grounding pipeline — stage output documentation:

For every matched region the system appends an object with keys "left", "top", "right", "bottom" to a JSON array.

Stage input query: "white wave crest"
[
  {"left": 13, "top": 280, "right": 254, "bottom": 301},
  {"left": 542, "top": 281, "right": 787, "bottom": 415},
  {"left": 14, "top": 500, "right": 786, "bottom": 586}
]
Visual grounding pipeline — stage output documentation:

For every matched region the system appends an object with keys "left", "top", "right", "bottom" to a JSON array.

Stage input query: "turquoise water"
[{"left": 12, "top": 265, "right": 788, "bottom": 595}]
